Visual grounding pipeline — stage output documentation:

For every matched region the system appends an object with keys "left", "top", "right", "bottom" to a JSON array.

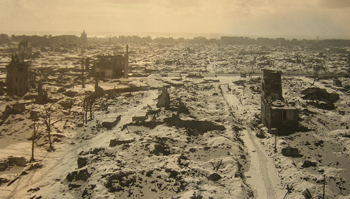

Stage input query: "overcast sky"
[{"left": 0, "top": 0, "right": 349, "bottom": 38}]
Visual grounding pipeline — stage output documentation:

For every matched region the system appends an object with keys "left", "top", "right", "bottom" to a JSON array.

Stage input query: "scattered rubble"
[{"left": 101, "top": 114, "right": 121, "bottom": 130}]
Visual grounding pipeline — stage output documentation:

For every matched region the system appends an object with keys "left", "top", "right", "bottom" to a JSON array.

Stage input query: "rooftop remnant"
[{"left": 261, "top": 69, "right": 298, "bottom": 134}]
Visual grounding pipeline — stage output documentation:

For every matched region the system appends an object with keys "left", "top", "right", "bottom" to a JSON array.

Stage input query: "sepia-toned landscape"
[{"left": 1, "top": 1, "right": 350, "bottom": 199}]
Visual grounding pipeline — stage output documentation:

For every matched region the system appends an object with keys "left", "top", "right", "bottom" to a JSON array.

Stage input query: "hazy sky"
[{"left": 0, "top": 0, "right": 349, "bottom": 38}]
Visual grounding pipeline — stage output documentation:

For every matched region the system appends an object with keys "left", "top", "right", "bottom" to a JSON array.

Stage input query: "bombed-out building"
[
  {"left": 93, "top": 45, "right": 129, "bottom": 79},
  {"left": 261, "top": 69, "right": 298, "bottom": 134},
  {"left": 6, "top": 54, "right": 32, "bottom": 96}
]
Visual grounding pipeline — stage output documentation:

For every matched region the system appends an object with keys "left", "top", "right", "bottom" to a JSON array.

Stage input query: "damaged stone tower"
[{"left": 261, "top": 69, "right": 298, "bottom": 134}]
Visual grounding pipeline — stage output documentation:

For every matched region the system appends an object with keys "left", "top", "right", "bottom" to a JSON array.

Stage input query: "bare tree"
[
  {"left": 44, "top": 108, "right": 53, "bottom": 151},
  {"left": 83, "top": 96, "right": 88, "bottom": 124},
  {"left": 30, "top": 123, "right": 38, "bottom": 162},
  {"left": 42, "top": 105, "right": 61, "bottom": 151}
]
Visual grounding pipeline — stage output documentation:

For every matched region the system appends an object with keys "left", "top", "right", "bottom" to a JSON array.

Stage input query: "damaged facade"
[
  {"left": 6, "top": 54, "right": 32, "bottom": 96},
  {"left": 93, "top": 45, "right": 129, "bottom": 79},
  {"left": 261, "top": 69, "right": 298, "bottom": 134}
]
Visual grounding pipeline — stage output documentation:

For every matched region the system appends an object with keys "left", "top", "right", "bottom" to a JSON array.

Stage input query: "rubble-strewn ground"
[{"left": 1, "top": 42, "right": 350, "bottom": 199}]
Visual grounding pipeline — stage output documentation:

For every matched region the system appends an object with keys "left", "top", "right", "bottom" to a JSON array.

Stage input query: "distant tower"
[
  {"left": 124, "top": 45, "right": 129, "bottom": 78},
  {"left": 81, "top": 30, "right": 87, "bottom": 43}
]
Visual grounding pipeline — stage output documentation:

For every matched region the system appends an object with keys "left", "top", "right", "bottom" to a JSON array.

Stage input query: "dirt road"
[
  {"left": 220, "top": 81, "right": 285, "bottom": 199},
  {"left": 242, "top": 129, "right": 285, "bottom": 199}
]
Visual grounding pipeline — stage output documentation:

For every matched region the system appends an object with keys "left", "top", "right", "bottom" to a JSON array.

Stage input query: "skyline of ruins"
[{"left": 1, "top": 0, "right": 350, "bottom": 39}]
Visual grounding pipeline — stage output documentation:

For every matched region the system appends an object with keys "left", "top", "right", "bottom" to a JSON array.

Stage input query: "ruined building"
[
  {"left": 93, "top": 45, "right": 129, "bottom": 79},
  {"left": 6, "top": 54, "right": 32, "bottom": 96},
  {"left": 261, "top": 69, "right": 298, "bottom": 134}
]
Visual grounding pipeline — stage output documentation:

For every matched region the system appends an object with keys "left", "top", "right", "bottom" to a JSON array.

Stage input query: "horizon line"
[{"left": 1, "top": 30, "right": 349, "bottom": 40}]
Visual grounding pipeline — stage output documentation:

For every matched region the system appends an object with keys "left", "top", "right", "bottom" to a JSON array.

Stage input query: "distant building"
[
  {"left": 93, "top": 45, "right": 129, "bottom": 79},
  {"left": 0, "top": 33, "right": 9, "bottom": 44},
  {"left": 81, "top": 30, "right": 87, "bottom": 43},
  {"left": 51, "top": 35, "right": 79, "bottom": 44},
  {"left": 6, "top": 54, "right": 32, "bottom": 96},
  {"left": 18, "top": 41, "right": 32, "bottom": 60},
  {"left": 261, "top": 69, "right": 298, "bottom": 134}
]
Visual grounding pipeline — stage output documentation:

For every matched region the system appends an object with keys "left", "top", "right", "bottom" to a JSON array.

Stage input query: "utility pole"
[{"left": 272, "top": 128, "right": 278, "bottom": 153}]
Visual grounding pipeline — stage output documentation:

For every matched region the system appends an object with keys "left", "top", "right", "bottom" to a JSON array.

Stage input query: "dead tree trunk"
[
  {"left": 30, "top": 123, "right": 37, "bottom": 162},
  {"left": 84, "top": 97, "right": 88, "bottom": 124},
  {"left": 45, "top": 109, "right": 53, "bottom": 151},
  {"left": 89, "top": 101, "right": 93, "bottom": 120},
  {"left": 83, "top": 97, "right": 86, "bottom": 124}
]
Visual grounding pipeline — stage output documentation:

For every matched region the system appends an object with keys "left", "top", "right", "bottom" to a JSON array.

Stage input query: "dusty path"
[
  {"left": 242, "top": 129, "right": 285, "bottom": 199},
  {"left": 219, "top": 81, "right": 285, "bottom": 198},
  {"left": 3, "top": 90, "right": 158, "bottom": 199}
]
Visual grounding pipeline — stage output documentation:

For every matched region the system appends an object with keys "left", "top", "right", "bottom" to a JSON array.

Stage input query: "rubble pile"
[
  {"left": 62, "top": 79, "right": 254, "bottom": 198},
  {"left": 301, "top": 87, "right": 340, "bottom": 109}
]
